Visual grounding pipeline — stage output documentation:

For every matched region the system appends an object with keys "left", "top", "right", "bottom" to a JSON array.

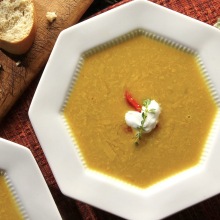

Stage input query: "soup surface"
[
  {"left": 64, "top": 33, "right": 218, "bottom": 188},
  {"left": 0, "top": 173, "right": 23, "bottom": 219}
]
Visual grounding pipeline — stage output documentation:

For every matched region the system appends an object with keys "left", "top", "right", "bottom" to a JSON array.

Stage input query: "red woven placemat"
[{"left": 0, "top": 0, "right": 220, "bottom": 219}]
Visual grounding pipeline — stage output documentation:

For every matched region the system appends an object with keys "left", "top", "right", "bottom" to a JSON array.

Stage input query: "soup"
[
  {"left": 64, "top": 32, "right": 218, "bottom": 188},
  {"left": 0, "top": 172, "right": 24, "bottom": 219}
]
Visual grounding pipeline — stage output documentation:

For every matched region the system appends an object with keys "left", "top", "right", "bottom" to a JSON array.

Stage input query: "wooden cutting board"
[{"left": 0, "top": 0, "right": 93, "bottom": 122}]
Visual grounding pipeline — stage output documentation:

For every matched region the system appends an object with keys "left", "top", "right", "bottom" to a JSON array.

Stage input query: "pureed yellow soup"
[
  {"left": 0, "top": 172, "right": 24, "bottom": 219},
  {"left": 64, "top": 30, "right": 218, "bottom": 188}
]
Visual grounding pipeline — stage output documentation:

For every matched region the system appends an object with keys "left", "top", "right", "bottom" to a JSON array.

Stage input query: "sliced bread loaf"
[{"left": 0, "top": 0, "right": 36, "bottom": 55}]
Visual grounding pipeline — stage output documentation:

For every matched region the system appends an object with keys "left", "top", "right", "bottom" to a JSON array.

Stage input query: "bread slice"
[{"left": 0, "top": 0, "right": 36, "bottom": 55}]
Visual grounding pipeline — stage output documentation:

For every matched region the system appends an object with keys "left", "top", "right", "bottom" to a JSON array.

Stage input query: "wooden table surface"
[{"left": 0, "top": 0, "right": 93, "bottom": 121}]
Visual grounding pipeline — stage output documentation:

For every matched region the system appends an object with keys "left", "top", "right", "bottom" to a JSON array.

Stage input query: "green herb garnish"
[{"left": 134, "top": 99, "right": 156, "bottom": 145}]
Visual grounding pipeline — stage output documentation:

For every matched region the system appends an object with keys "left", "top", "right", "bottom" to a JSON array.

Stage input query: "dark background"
[{"left": 82, "top": 0, "right": 123, "bottom": 19}]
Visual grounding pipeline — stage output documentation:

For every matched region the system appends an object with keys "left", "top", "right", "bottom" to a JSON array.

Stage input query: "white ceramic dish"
[
  {"left": 29, "top": 0, "right": 220, "bottom": 219},
  {"left": 0, "top": 138, "right": 61, "bottom": 220}
]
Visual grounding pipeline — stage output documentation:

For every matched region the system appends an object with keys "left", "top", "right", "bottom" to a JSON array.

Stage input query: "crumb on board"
[
  {"left": 16, "top": 61, "right": 21, "bottom": 67},
  {"left": 46, "top": 12, "right": 57, "bottom": 23}
]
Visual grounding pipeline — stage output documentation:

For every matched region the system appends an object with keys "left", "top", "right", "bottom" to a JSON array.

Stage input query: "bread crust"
[{"left": 0, "top": 0, "right": 36, "bottom": 55}]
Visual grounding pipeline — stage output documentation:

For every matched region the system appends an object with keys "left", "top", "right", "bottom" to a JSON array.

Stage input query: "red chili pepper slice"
[{"left": 125, "top": 91, "right": 141, "bottom": 112}]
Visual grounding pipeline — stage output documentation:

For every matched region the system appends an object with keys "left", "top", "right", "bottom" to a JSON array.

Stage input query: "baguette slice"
[{"left": 0, "top": 0, "right": 36, "bottom": 55}]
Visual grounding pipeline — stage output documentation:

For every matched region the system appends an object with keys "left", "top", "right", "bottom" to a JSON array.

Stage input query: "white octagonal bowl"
[
  {"left": 29, "top": 0, "right": 220, "bottom": 219},
  {"left": 0, "top": 138, "right": 61, "bottom": 220}
]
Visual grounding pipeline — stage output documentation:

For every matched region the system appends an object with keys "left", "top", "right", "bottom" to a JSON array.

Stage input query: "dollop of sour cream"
[{"left": 125, "top": 100, "right": 161, "bottom": 133}]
